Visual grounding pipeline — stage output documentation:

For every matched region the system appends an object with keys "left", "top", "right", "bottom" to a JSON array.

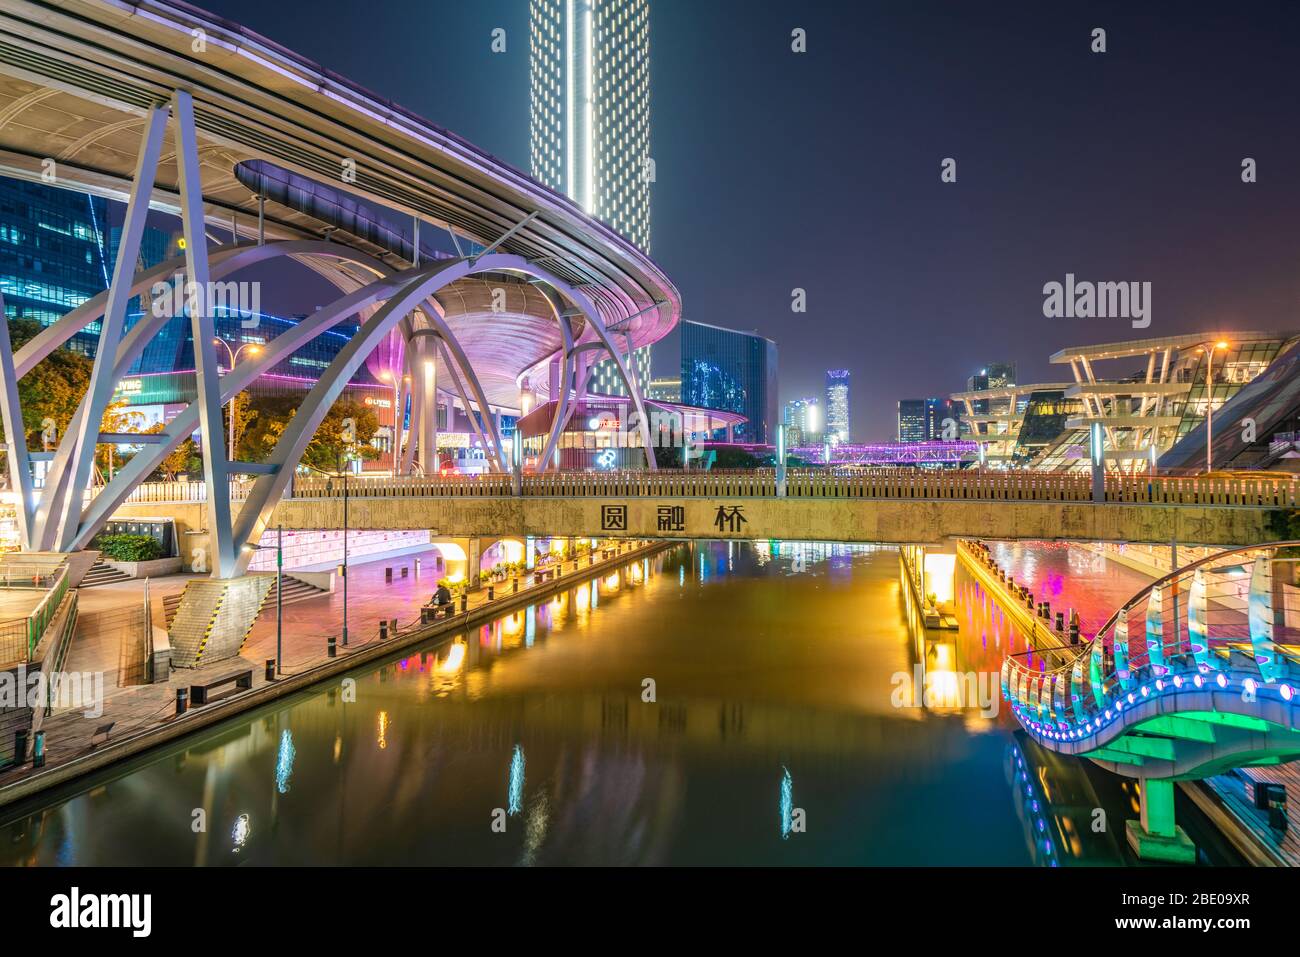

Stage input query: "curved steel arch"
[
  {"left": 24, "top": 240, "right": 390, "bottom": 551},
  {"left": 229, "top": 253, "right": 647, "bottom": 576}
]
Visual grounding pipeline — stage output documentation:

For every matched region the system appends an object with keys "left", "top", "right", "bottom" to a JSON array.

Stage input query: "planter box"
[{"left": 104, "top": 557, "right": 184, "bottom": 579}]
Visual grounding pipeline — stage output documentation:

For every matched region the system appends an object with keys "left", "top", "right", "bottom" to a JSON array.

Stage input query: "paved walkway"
[{"left": 0, "top": 543, "right": 647, "bottom": 796}]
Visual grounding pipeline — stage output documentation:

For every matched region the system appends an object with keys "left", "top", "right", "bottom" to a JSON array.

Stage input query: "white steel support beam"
[
  {"left": 50, "top": 104, "right": 168, "bottom": 552},
  {"left": 0, "top": 293, "right": 33, "bottom": 548},
  {"left": 173, "top": 90, "right": 237, "bottom": 577}
]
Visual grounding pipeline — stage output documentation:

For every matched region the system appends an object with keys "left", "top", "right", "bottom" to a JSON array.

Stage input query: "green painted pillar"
[{"left": 1126, "top": 778, "right": 1195, "bottom": 863}]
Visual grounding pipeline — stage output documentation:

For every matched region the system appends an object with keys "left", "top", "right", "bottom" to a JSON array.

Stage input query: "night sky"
[{"left": 198, "top": 0, "right": 1300, "bottom": 441}]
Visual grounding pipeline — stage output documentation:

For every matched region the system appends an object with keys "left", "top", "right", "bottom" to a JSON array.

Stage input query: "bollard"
[
  {"left": 460, "top": 594, "right": 467, "bottom": 614},
  {"left": 513, "top": 577, "right": 519, "bottom": 594},
  {"left": 31, "top": 731, "right": 44, "bottom": 769},
  {"left": 487, "top": 584, "right": 495, "bottom": 601},
  {"left": 1042, "top": 601, "right": 1051, "bottom": 621},
  {"left": 13, "top": 729, "right": 27, "bottom": 765},
  {"left": 589, "top": 554, "right": 595, "bottom": 566},
  {"left": 390, "top": 618, "right": 398, "bottom": 637},
  {"left": 379, "top": 620, "right": 389, "bottom": 640},
  {"left": 175, "top": 687, "right": 188, "bottom": 715},
  {"left": 265, "top": 659, "right": 276, "bottom": 681},
  {"left": 327, "top": 635, "right": 337, "bottom": 658},
  {"left": 1055, "top": 611, "right": 1065, "bottom": 631},
  {"left": 1068, "top": 610, "right": 1080, "bottom": 645}
]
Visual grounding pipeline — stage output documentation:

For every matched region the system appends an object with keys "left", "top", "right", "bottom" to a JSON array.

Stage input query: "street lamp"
[
  {"left": 1202, "top": 339, "right": 1229, "bottom": 474},
  {"left": 213, "top": 338, "right": 262, "bottom": 454},
  {"left": 244, "top": 525, "right": 283, "bottom": 675},
  {"left": 301, "top": 459, "right": 350, "bottom": 647}
]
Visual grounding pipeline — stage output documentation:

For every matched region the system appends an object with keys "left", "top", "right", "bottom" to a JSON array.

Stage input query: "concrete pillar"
[
  {"left": 418, "top": 339, "right": 438, "bottom": 475},
  {"left": 1126, "top": 778, "right": 1195, "bottom": 863},
  {"left": 467, "top": 537, "right": 484, "bottom": 591}
]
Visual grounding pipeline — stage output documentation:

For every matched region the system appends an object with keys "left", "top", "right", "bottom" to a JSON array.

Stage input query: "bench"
[
  {"left": 190, "top": 669, "right": 253, "bottom": 706},
  {"left": 421, "top": 603, "right": 457, "bottom": 624},
  {"left": 90, "top": 722, "right": 115, "bottom": 749}
]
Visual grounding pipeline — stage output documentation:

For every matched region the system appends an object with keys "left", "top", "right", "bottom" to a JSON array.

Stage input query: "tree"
[
  {"left": 236, "top": 393, "right": 379, "bottom": 472},
  {"left": 2, "top": 317, "right": 92, "bottom": 450}
]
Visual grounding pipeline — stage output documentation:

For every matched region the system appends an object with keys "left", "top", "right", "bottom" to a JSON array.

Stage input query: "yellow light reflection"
[{"left": 439, "top": 641, "right": 466, "bottom": 673}]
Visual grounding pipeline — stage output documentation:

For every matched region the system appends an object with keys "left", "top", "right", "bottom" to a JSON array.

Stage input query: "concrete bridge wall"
[{"left": 111, "top": 496, "right": 1274, "bottom": 573}]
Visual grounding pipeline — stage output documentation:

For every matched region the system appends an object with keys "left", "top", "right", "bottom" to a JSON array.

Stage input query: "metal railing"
[
  {"left": 0, "top": 562, "right": 70, "bottom": 664},
  {"left": 996, "top": 541, "right": 1300, "bottom": 739},
  {"left": 111, "top": 469, "right": 1300, "bottom": 507}
]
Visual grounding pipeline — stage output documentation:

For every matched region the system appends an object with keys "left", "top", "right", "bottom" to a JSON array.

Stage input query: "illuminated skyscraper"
[
  {"left": 825, "top": 369, "right": 850, "bottom": 443},
  {"left": 532, "top": 0, "right": 651, "bottom": 397},
  {"left": 784, "top": 397, "right": 820, "bottom": 446},
  {"left": 529, "top": 0, "right": 651, "bottom": 252}
]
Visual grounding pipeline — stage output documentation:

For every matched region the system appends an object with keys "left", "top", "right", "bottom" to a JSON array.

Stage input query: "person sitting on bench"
[{"left": 433, "top": 583, "right": 453, "bottom": 615}]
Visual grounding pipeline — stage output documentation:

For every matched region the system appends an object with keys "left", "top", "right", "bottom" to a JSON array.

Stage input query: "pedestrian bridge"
[
  {"left": 996, "top": 539, "right": 1300, "bottom": 861},
  {"left": 108, "top": 470, "right": 1294, "bottom": 565}
]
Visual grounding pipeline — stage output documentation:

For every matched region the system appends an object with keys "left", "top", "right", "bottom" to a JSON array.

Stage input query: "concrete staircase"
[
  {"left": 167, "top": 575, "right": 275, "bottom": 669},
  {"left": 79, "top": 560, "right": 133, "bottom": 588}
]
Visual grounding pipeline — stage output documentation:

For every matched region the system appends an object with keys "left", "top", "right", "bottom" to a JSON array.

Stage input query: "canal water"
[{"left": 0, "top": 542, "right": 1242, "bottom": 866}]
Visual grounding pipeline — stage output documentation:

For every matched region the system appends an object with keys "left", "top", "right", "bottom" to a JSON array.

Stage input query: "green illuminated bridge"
[{"left": 995, "top": 540, "right": 1300, "bottom": 862}]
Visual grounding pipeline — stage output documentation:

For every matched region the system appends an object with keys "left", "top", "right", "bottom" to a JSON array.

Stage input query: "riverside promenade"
[{"left": 0, "top": 540, "right": 664, "bottom": 809}]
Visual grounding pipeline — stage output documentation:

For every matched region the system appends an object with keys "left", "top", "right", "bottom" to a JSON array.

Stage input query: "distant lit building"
[
  {"left": 897, "top": 399, "right": 926, "bottom": 443},
  {"left": 900, "top": 397, "right": 960, "bottom": 443},
  {"left": 1035, "top": 332, "right": 1299, "bottom": 472},
  {"left": 784, "top": 396, "right": 820, "bottom": 447},
  {"left": 681, "top": 320, "right": 778, "bottom": 444},
  {"left": 825, "top": 369, "right": 850, "bottom": 443}
]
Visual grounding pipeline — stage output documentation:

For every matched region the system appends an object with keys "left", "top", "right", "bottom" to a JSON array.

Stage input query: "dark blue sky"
[{"left": 200, "top": 0, "right": 1300, "bottom": 440}]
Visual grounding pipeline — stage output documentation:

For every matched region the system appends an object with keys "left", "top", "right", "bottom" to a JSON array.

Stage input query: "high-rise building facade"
[
  {"left": 784, "top": 396, "right": 820, "bottom": 447},
  {"left": 529, "top": 0, "right": 651, "bottom": 251},
  {"left": 532, "top": 0, "right": 651, "bottom": 398},
  {"left": 0, "top": 180, "right": 110, "bottom": 355},
  {"left": 681, "top": 320, "right": 778, "bottom": 444},
  {"left": 825, "top": 369, "right": 850, "bottom": 443},
  {"left": 897, "top": 399, "right": 926, "bottom": 442},
  {"left": 898, "top": 397, "right": 958, "bottom": 442}
]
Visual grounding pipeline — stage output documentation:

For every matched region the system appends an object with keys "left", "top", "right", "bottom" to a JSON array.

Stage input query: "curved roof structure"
[{"left": 0, "top": 0, "right": 680, "bottom": 394}]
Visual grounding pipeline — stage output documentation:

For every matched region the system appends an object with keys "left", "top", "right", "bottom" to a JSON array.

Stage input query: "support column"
[
  {"left": 51, "top": 104, "right": 169, "bottom": 553},
  {"left": 467, "top": 537, "right": 483, "bottom": 592},
  {"left": 1126, "top": 778, "right": 1195, "bottom": 863},
  {"left": 418, "top": 336, "right": 438, "bottom": 475}
]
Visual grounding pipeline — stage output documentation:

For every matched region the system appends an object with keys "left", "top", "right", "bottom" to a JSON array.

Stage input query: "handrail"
[
  {"left": 998, "top": 540, "right": 1300, "bottom": 740},
  {"left": 111, "top": 469, "right": 1300, "bottom": 507}
]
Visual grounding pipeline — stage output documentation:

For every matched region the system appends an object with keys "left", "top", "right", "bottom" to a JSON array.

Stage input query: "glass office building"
[
  {"left": 0, "top": 179, "right": 111, "bottom": 354},
  {"left": 681, "top": 320, "right": 778, "bottom": 444}
]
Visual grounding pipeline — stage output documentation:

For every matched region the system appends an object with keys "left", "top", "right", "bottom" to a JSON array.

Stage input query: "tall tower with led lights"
[{"left": 529, "top": 0, "right": 651, "bottom": 253}]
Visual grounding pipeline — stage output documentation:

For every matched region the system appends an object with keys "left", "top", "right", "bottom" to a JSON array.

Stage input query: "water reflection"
[{"left": 0, "top": 541, "right": 1240, "bottom": 866}]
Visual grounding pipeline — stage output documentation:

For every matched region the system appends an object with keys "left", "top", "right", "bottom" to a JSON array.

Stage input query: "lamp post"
[
  {"left": 303, "top": 459, "right": 351, "bottom": 647},
  {"left": 1203, "top": 340, "right": 1229, "bottom": 474},
  {"left": 243, "top": 525, "right": 283, "bottom": 675},
  {"left": 214, "top": 338, "right": 261, "bottom": 455}
]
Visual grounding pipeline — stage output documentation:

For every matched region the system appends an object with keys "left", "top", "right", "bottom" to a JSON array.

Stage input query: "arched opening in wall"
[
  {"left": 480, "top": 537, "right": 525, "bottom": 573},
  {"left": 428, "top": 540, "right": 468, "bottom": 584}
]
